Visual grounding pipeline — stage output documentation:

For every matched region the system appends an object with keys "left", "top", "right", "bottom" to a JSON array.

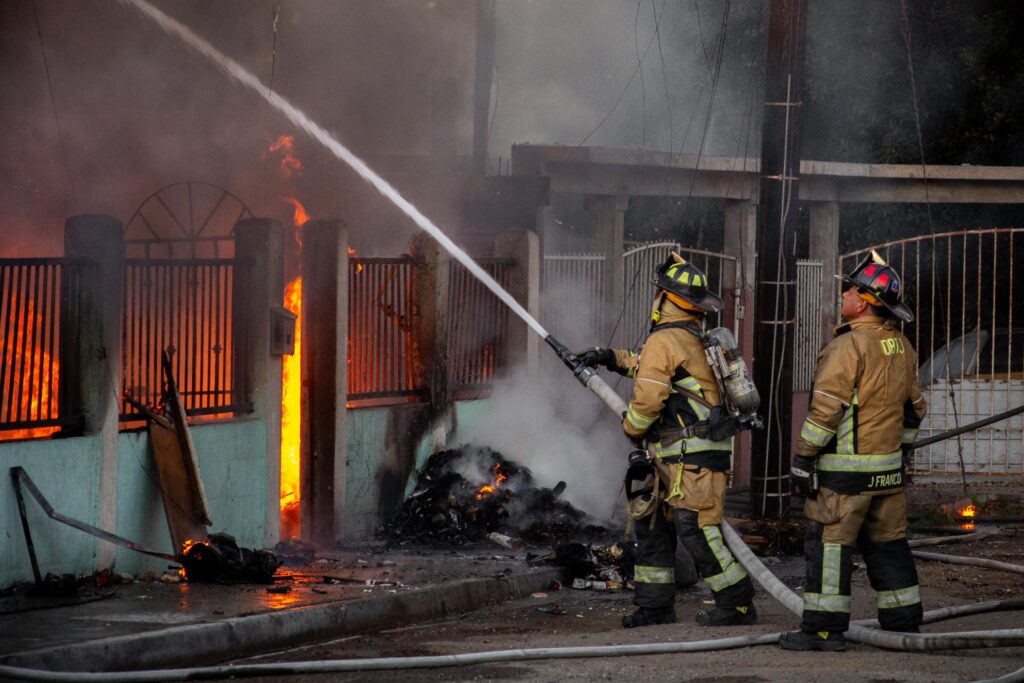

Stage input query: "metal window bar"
[
  {"left": 0, "top": 258, "right": 77, "bottom": 437},
  {"left": 447, "top": 258, "right": 514, "bottom": 393},
  {"left": 121, "top": 258, "right": 246, "bottom": 420},
  {"left": 840, "top": 227, "right": 1024, "bottom": 476},
  {"left": 347, "top": 257, "right": 425, "bottom": 404}
]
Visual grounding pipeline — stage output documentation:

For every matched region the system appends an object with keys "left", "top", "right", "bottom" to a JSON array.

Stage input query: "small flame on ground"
[
  {"left": 178, "top": 538, "right": 210, "bottom": 579},
  {"left": 958, "top": 503, "right": 977, "bottom": 531},
  {"left": 475, "top": 464, "right": 508, "bottom": 502}
]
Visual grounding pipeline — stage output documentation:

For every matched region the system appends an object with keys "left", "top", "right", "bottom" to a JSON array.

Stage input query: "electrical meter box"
[{"left": 270, "top": 305, "right": 297, "bottom": 356}]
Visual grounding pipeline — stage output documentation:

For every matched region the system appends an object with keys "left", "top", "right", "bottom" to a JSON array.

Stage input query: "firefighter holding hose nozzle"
[
  {"left": 780, "top": 250, "right": 927, "bottom": 651},
  {"left": 581, "top": 254, "right": 759, "bottom": 629}
]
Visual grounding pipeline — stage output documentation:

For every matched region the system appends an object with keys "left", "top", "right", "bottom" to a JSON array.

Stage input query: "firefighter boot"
[
  {"left": 695, "top": 604, "right": 757, "bottom": 626},
  {"left": 778, "top": 629, "right": 848, "bottom": 652},
  {"left": 622, "top": 606, "right": 677, "bottom": 628}
]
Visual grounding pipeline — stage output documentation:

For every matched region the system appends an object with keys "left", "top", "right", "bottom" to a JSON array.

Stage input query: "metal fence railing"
[
  {"left": 794, "top": 259, "right": 823, "bottom": 392},
  {"left": 0, "top": 259, "right": 77, "bottom": 438},
  {"left": 841, "top": 228, "right": 1024, "bottom": 476},
  {"left": 121, "top": 259, "right": 247, "bottom": 420},
  {"left": 541, "top": 252, "right": 605, "bottom": 352},
  {"left": 621, "top": 242, "right": 738, "bottom": 350},
  {"left": 347, "top": 257, "right": 425, "bottom": 404},
  {"left": 447, "top": 258, "right": 514, "bottom": 394}
]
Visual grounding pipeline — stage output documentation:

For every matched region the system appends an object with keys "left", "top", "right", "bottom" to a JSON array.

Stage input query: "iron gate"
[
  {"left": 621, "top": 242, "right": 739, "bottom": 350},
  {"left": 841, "top": 228, "right": 1024, "bottom": 476}
]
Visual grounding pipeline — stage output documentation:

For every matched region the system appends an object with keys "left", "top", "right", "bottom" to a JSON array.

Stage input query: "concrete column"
[
  {"left": 299, "top": 221, "right": 349, "bottom": 546},
  {"left": 586, "top": 194, "right": 628, "bottom": 338},
  {"left": 232, "top": 218, "right": 285, "bottom": 549},
  {"left": 809, "top": 201, "right": 840, "bottom": 344},
  {"left": 410, "top": 234, "right": 451, "bottom": 446},
  {"left": 63, "top": 214, "right": 123, "bottom": 567},
  {"left": 721, "top": 199, "right": 757, "bottom": 490},
  {"left": 495, "top": 230, "right": 541, "bottom": 376}
]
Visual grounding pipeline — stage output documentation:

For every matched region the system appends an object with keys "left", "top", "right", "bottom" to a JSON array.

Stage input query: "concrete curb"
[{"left": 2, "top": 567, "right": 568, "bottom": 673}]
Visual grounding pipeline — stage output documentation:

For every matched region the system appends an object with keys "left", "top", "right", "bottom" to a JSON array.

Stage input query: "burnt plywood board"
[{"left": 149, "top": 419, "right": 210, "bottom": 552}]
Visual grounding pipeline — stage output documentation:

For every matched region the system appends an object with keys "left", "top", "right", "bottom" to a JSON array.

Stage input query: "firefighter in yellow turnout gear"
[
  {"left": 780, "top": 250, "right": 927, "bottom": 652},
  {"left": 582, "top": 256, "right": 757, "bottom": 629}
]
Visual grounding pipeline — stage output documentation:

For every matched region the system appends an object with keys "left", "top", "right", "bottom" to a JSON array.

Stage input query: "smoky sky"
[{"left": 0, "top": 0, "right": 954, "bottom": 258}]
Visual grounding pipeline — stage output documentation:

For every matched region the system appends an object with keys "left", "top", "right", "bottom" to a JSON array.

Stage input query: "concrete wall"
[
  {"left": 114, "top": 419, "right": 269, "bottom": 575},
  {"left": 1, "top": 418, "right": 271, "bottom": 585},
  {"left": 0, "top": 436, "right": 103, "bottom": 587},
  {"left": 341, "top": 399, "right": 494, "bottom": 539}
]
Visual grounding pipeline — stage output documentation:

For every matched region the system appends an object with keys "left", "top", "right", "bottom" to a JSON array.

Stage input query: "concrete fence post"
[
  {"left": 232, "top": 218, "right": 285, "bottom": 549},
  {"left": 410, "top": 234, "right": 450, "bottom": 447},
  {"left": 494, "top": 230, "right": 540, "bottom": 376},
  {"left": 63, "top": 214, "right": 123, "bottom": 567},
  {"left": 300, "top": 220, "right": 349, "bottom": 546}
]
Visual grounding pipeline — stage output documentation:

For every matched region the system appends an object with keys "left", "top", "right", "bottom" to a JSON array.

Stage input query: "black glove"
[
  {"left": 579, "top": 347, "right": 615, "bottom": 370},
  {"left": 790, "top": 455, "right": 818, "bottom": 500}
]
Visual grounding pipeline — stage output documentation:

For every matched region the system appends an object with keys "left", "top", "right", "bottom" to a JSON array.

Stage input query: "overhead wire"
[
  {"left": 577, "top": 1, "right": 667, "bottom": 147},
  {"left": 652, "top": 0, "right": 674, "bottom": 156},
  {"left": 634, "top": 1, "right": 647, "bottom": 150},
  {"left": 898, "top": 0, "right": 968, "bottom": 495},
  {"left": 30, "top": 0, "right": 78, "bottom": 207},
  {"left": 268, "top": 2, "right": 280, "bottom": 96}
]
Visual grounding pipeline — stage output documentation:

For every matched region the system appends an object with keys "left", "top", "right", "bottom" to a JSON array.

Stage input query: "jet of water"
[{"left": 114, "top": 0, "right": 549, "bottom": 340}]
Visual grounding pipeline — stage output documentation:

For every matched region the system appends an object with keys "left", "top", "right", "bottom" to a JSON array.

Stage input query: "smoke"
[{"left": 455, "top": 351, "right": 628, "bottom": 521}]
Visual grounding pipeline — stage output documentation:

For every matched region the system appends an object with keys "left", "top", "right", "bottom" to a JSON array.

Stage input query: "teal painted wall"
[
  {"left": 0, "top": 436, "right": 103, "bottom": 587},
  {"left": 342, "top": 399, "right": 493, "bottom": 540},
  {"left": 115, "top": 419, "right": 269, "bottom": 575},
  {"left": 1, "top": 418, "right": 268, "bottom": 586}
]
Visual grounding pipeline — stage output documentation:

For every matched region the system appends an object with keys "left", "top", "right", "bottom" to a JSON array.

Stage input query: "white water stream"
[{"left": 116, "top": 0, "right": 550, "bottom": 340}]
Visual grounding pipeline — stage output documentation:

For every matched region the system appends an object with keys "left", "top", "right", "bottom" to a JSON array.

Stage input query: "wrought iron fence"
[
  {"left": 841, "top": 228, "right": 1024, "bottom": 475},
  {"left": 121, "top": 259, "right": 247, "bottom": 419},
  {"left": 347, "top": 257, "right": 425, "bottom": 404},
  {"left": 447, "top": 258, "right": 514, "bottom": 394},
  {"left": 0, "top": 258, "right": 77, "bottom": 438}
]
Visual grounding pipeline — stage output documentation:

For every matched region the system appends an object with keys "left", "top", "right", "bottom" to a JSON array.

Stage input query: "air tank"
[{"left": 707, "top": 327, "right": 761, "bottom": 416}]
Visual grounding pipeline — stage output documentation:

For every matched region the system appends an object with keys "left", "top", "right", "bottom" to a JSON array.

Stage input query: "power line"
[
  {"left": 578, "top": 0, "right": 668, "bottom": 147},
  {"left": 268, "top": 2, "right": 281, "bottom": 96},
  {"left": 652, "top": 0, "right": 674, "bottom": 155},
  {"left": 30, "top": 0, "right": 77, "bottom": 206}
]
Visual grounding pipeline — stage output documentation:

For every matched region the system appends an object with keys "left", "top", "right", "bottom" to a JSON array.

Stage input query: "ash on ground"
[{"left": 383, "top": 446, "right": 610, "bottom": 548}]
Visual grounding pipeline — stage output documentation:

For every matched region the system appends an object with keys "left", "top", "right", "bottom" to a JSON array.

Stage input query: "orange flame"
[
  {"left": 178, "top": 538, "right": 211, "bottom": 579},
  {"left": 0, "top": 299, "right": 60, "bottom": 442},
  {"left": 280, "top": 275, "right": 302, "bottom": 540},
  {"left": 268, "top": 135, "right": 303, "bottom": 180},
  {"left": 475, "top": 464, "right": 508, "bottom": 501},
  {"left": 348, "top": 246, "right": 363, "bottom": 273},
  {"left": 958, "top": 503, "right": 976, "bottom": 531}
]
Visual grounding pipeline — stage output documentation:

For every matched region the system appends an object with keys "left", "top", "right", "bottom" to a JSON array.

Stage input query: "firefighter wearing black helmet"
[
  {"left": 581, "top": 253, "right": 757, "bottom": 629},
  {"left": 779, "top": 250, "right": 927, "bottom": 652}
]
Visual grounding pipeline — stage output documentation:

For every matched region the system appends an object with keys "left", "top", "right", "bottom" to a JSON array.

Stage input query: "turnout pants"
[
  {"left": 801, "top": 488, "right": 922, "bottom": 633},
  {"left": 633, "top": 469, "right": 754, "bottom": 610}
]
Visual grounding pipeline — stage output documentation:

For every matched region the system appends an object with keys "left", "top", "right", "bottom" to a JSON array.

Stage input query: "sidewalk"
[{"left": 0, "top": 544, "right": 567, "bottom": 673}]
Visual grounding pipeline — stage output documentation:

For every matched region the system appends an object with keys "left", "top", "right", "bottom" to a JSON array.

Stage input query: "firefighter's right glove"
[
  {"left": 579, "top": 347, "right": 615, "bottom": 370},
  {"left": 790, "top": 455, "right": 818, "bottom": 500}
]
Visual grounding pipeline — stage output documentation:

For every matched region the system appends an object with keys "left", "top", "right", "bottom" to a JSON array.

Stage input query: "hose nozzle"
[{"left": 544, "top": 335, "right": 597, "bottom": 386}]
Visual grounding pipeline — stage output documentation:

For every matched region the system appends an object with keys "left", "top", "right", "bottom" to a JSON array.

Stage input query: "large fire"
[
  {"left": 0, "top": 298, "right": 60, "bottom": 442},
  {"left": 280, "top": 274, "right": 302, "bottom": 540}
]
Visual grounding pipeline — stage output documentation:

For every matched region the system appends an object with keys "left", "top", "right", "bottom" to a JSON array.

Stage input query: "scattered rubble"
[{"left": 382, "top": 446, "right": 607, "bottom": 547}]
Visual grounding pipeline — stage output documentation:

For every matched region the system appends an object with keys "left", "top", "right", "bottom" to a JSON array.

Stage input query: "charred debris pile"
[{"left": 383, "top": 446, "right": 610, "bottom": 548}]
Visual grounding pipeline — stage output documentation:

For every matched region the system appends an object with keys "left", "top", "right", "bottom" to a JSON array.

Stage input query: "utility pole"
[
  {"left": 751, "top": 0, "right": 807, "bottom": 519},
  {"left": 472, "top": 0, "right": 496, "bottom": 175}
]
